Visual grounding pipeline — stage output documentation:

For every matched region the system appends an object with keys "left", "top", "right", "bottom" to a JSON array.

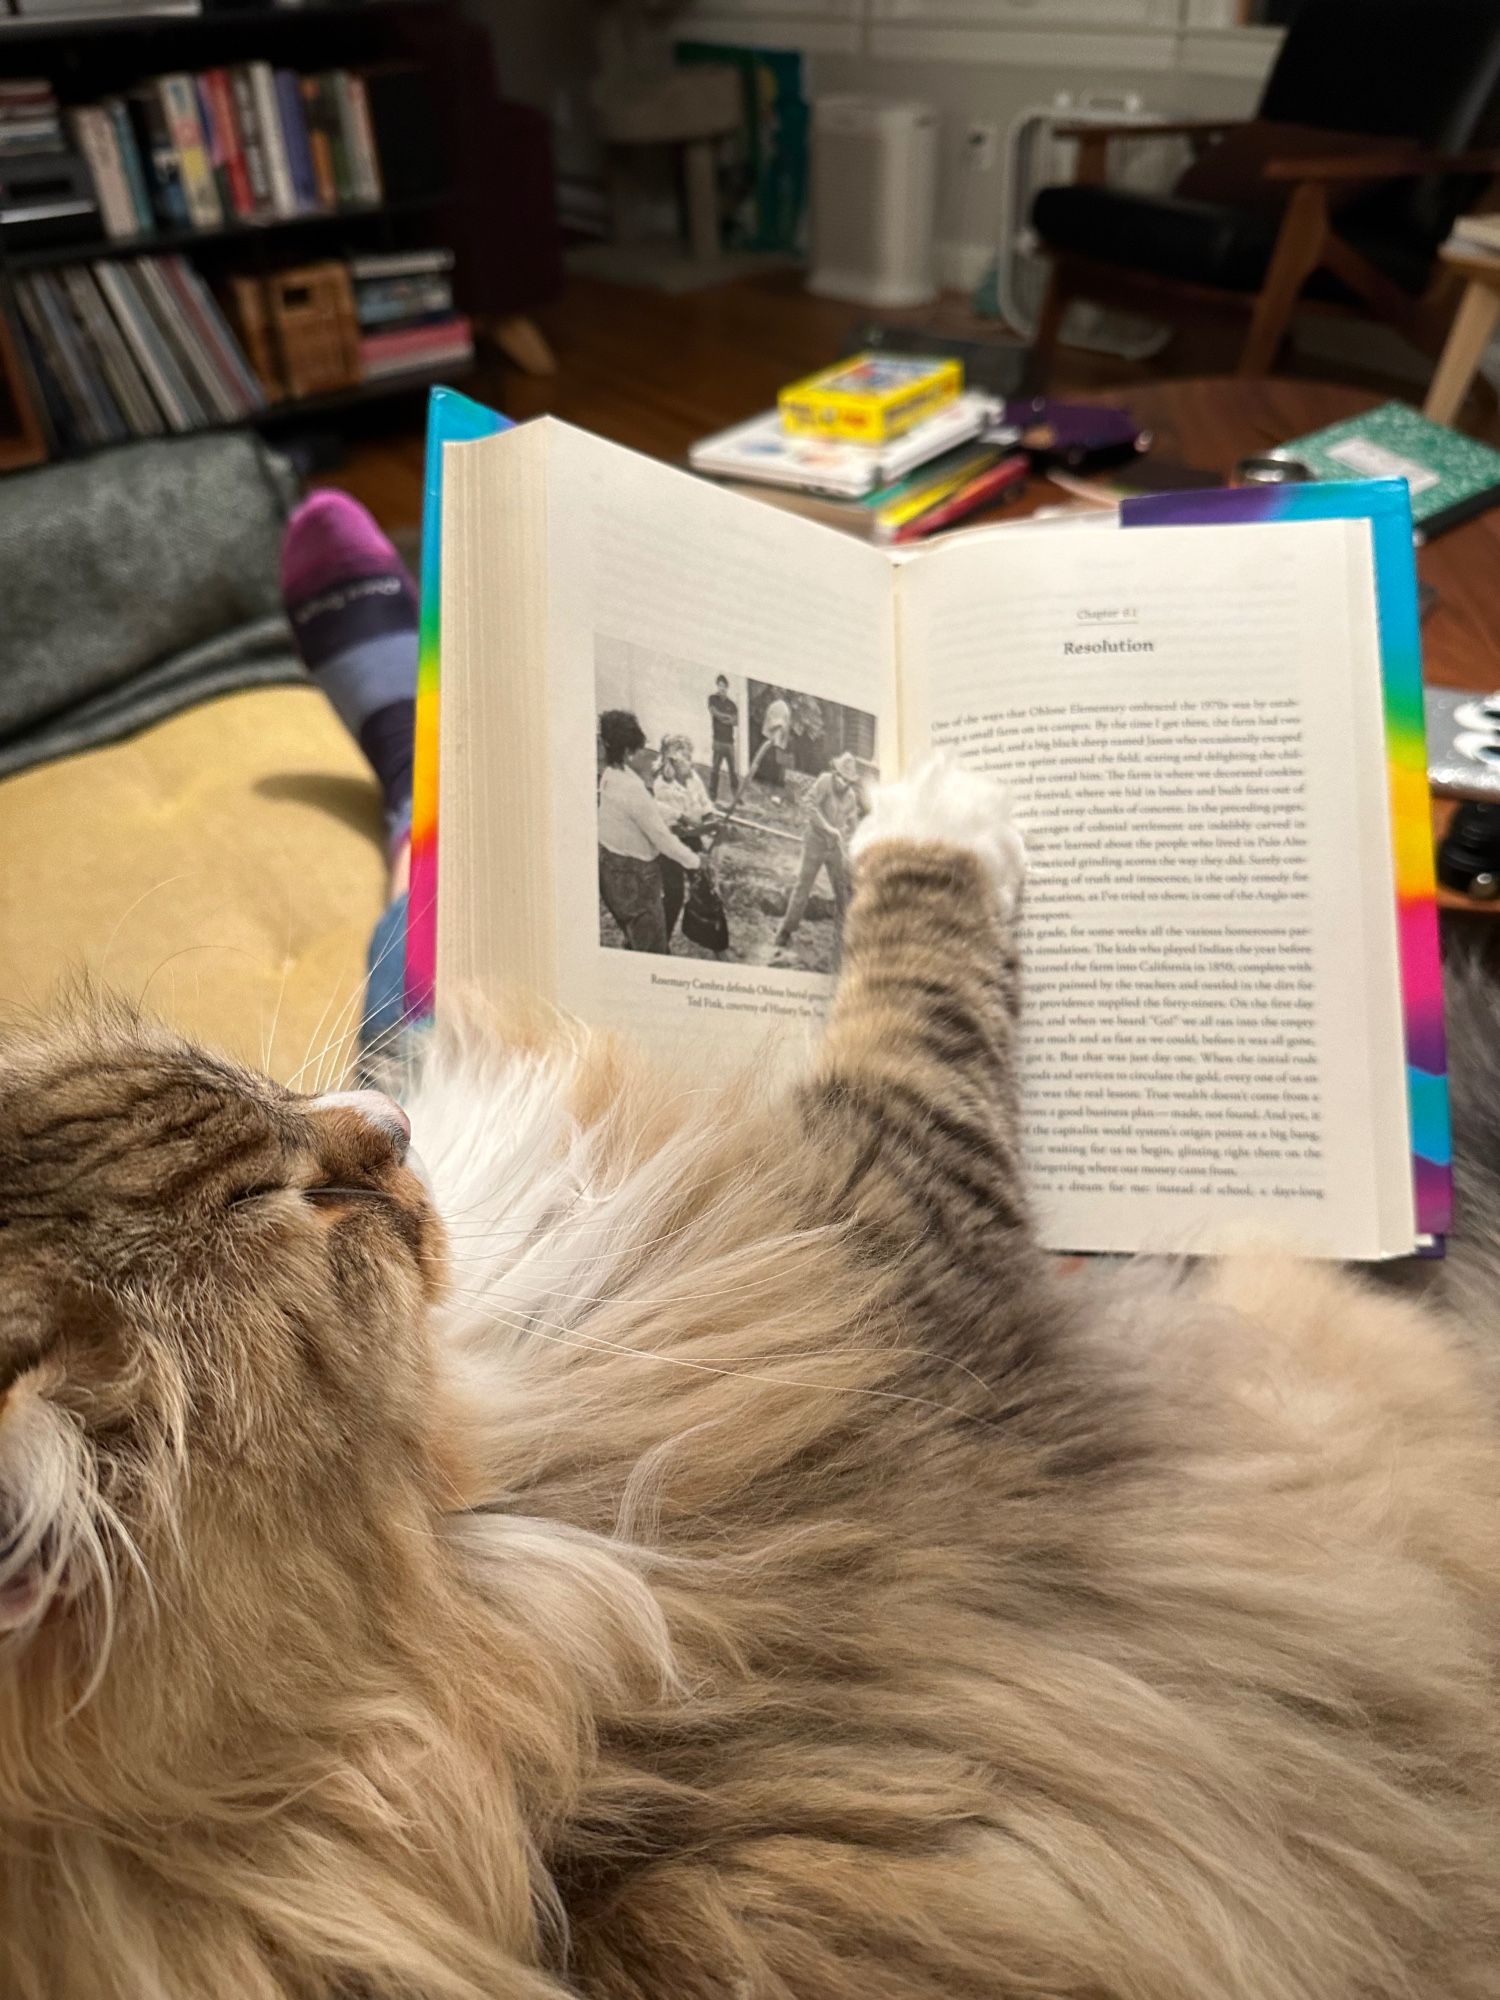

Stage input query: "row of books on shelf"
[
  {"left": 3, "top": 0, "right": 318, "bottom": 19},
  {"left": 3, "top": 64, "right": 430, "bottom": 245},
  {"left": 11, "top": 255, "right": 262, "bottom": 449},
  {"left": 4, "top": 246, "right": 472, "bottom": 457}
]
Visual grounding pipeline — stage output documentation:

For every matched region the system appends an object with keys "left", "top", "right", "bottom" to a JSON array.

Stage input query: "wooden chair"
[{"left": 1030, "top": 0, "right": 1500, "bottom": 381}]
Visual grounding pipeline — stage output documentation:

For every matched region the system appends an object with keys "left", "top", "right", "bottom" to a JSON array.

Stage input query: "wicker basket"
[{"left": 262, "top": 261, "right": 361, "bottom": 401}]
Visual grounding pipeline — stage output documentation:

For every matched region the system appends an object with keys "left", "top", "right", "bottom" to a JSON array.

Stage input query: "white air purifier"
[{"left": 808, "top": 97, "right": 939, "bottom": 310}]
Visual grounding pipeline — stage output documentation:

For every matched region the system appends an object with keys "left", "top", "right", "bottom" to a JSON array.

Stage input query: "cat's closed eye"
[
  {"left": 228, "top": 1182, "right": 287, "bottom": 1211},
  {"left": 303, "top": 1186, "right": 396, "bottom": 1209},
  {"left": 229, "top": 1181, "right": 398, "bottom": 1213}
]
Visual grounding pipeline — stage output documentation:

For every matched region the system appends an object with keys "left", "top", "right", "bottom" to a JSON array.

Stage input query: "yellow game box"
[{"left": 778, "top": 353, "right": 963, "bottom": 444}]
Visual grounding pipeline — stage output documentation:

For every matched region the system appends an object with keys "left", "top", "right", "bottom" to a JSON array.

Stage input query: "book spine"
[
  {"left": 359, "top": 314, "right": 472, "bottom": 357},
  {"left": 300, "top": 76, "right": 337, "bottom": 209},
  {"left": 158, "top": 74, "right": 222, "bottom": 230},
  {"left": 884, "top": 453, "right": 1030, "bottom": 544},
  {"left": 127, "top": 87, "right": 187, "bottom": 229},
  {"left": 16, "top": 277, "right": 94, "bottom": 447},
  {"left": 402, "top": 389, "right": 514, "bottom": 1025},
  {"left": 143, "top": 254, "right": 236, "bottom": 420},
  {"left": 873, "top": 449, "right": 1001, "bottom": 537},
  {"left": 104, "top": 97, "right": 156, "bottom": 235},
  {"left": 193, "top": 73, "right": 232, "bottom": 222},
  {"left": 163, "top": 253, "right": 266, "bottom": 414},
  {"left": 31, "top": 271, "right": 124, "bottom": 445},
  {"left": 345, "top": 73, "right": 383, "bottom": 205},
  {"left": 359, "top": 316, "right": 473, "bottom": 378},
  {"left": 230, "top": 67, "right": 272, "bottom": 215},
  {"left": 248, "top": 61, "right": 297, "bottom": 220},
  {"left": 349, "top": 249, "right": 454, "bottom": 281},
  {"left": 273, "top": 70, "right": 317, "bottom": 211},
  {"left": 93, "top": 260, "right": 195, "bottom": 432},
  {"left": 356, "top": 280, "right": 456, "bottom": 327},
  {"left": 11, "top": 281, "right": 82, "bottom": 453},
  {"left": 63, "top": 264, "right": 161, "bottom": 438},
  {"left": 204, "top": 70, "right": 253, "bottom": 220},
  {"left": 133, "top": 254, "right": 227, "bottom": 422},
  {"left": 1, "top": 289, "right": 59, "bottom": 460},
  {"left": 328, "top": 73, "right": 360, "bottom": 204},
  {"left": 68, "top": 107, "right": 133, "bottom": 240},
  {"left": 88, "top": 262, "right": 166, "bottom": 437}
]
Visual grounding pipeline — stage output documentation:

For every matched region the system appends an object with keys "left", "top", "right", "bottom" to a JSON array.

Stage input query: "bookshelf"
[
  {"left": 0, "top": 0, "right": 417, "bottom": 45},
  {"left": 0, "top": 0, "right": 475, "bottom": 473}
]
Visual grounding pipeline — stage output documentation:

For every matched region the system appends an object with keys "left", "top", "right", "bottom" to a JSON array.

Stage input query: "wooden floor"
[
  {"left": 324, "top": 270, "right": 939, "bottom": 535},
  {"left": 322, "top": 269, "right": 1492, "bottom": 538}
]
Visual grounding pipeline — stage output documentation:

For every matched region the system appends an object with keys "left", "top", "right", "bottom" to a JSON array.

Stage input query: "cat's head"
[{"left": 0, "top": 1002, "right": 446, "bottom": 1699}]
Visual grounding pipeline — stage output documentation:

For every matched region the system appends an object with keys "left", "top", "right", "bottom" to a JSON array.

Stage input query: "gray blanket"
[{"left": 0, "top": 432, "right": 308, "bottom": 780}]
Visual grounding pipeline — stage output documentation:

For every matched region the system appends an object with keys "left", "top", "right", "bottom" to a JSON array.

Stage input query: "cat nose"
[{"left": 312, "top": 1089, "right": 411, "bottom": 1161}]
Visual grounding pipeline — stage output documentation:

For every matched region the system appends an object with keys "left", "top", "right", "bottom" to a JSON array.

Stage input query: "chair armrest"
[
  {"left": 1058, "top": 118, "right": 1240, "bottom": 189},
  {"left": 1263, "top": 146, "right": 1500, "bottom": 183},
  {"left": 1051, "top": 118, "right": 1240, "bottom": 143}
]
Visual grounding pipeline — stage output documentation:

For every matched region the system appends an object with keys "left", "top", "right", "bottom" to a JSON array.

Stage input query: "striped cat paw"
[{"left": 853, "top": 753, "right": 1026, "bottom": 915}]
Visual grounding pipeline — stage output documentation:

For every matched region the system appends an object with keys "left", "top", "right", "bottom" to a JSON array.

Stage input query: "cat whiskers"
[{"left": 434, "top": 1288, "right": 1009, "bottom": 1433}]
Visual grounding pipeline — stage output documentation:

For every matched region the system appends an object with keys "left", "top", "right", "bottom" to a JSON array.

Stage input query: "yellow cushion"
[{"left": 0, "top": 686, "right": 389, "bottom": 1085}]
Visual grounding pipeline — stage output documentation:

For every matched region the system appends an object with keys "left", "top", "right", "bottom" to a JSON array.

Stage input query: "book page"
[
  {"left": 539, "top": 423, "right": 899, "bottom": 1073},
  {"left": 897, "top": 518, "right": 1414, "bottom": 1260}
]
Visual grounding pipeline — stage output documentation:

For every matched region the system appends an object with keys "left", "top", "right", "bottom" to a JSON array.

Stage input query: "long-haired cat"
[{"left": 3, "top": 757, "right": 1499, "bottom": 1999}]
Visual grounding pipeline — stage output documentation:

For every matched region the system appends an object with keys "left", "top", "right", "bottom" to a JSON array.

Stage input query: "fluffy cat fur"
[{"left": 2, "top": 756, "right": 1499, "bottom": 1999}]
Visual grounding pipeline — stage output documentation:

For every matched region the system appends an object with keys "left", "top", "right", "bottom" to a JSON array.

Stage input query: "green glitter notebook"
[{"left": 1274, "top": 402, "right": 1500, "bottom": 541}]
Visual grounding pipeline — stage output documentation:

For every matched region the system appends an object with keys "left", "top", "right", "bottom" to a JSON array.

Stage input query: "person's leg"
[
  {"left": 281, "top": 490, "right": 418, "bottom": 856},
  {"left": 660, "top": 857, "right": 686, "bottom": 941},
  {"left": 828, "top": 845, "right": 851, "bottom": 922},
  {"left": 624, "top": 861, "right": 668, "bottom": 953},
  {"left": 710, "top": 745, "right": 730, "bottom": 800},
  {"left": 600, "top": 850, "right": 668, "bottom": 953},
  {"left": 280, "top": 490, "right": 418, "bottom": 1072},
  {"left": 776, "top": 841, "right": 822, "bottom": 945},
  {"left": 826, "top": 846, "right": 852, "bottom": 968},
  {"left": 359, "top": 890, "right": 411, "bottom": 1077}
]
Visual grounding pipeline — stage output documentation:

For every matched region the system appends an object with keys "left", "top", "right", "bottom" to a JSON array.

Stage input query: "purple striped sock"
[{"left": 280, "top": 490, "right": 418, "bottom": 847}]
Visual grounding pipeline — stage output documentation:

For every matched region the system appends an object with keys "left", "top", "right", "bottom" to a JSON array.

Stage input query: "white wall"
[
  {"left": 463, "top": 0, "right": 1282, "bottom": 284},
  {"left": 678, "top": 1, "right": 1280, "bottom": 287}
]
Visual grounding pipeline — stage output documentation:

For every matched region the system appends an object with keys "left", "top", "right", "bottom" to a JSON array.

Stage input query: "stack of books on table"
[
  {"left": 352, "top": 249, "right": 472, "bottom": 384},
  {"left": 61, "top": 65, "right": 391, "bottom": 239},
  {"left": 8, "top": 253, "right": 265, "bottom": 453},
  {"left": 688, "top": 351, "right": 1027, "bottom": 543}
]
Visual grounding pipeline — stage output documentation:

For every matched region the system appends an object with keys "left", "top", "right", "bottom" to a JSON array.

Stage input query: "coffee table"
[{"left": 1005, "top": 379, "right": 1500, "bottom": 910}]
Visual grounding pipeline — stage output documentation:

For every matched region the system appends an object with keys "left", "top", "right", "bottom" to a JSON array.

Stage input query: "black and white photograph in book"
[{"left": 594, "top": 637, "right": 878, "bottom": 974}]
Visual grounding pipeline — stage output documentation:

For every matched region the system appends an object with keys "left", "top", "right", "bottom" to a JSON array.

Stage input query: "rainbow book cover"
[
  {"left": 404, "top": 386, "right": 511, "bottom": 1027},
  {"left": 1121, "top": 477, "right": 1452, "bottom": 1246}
]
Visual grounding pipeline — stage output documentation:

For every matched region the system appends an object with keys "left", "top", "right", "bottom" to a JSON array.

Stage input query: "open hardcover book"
[{"left": 429, "top": 413, "right": 1450, "bottom": 1263}]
